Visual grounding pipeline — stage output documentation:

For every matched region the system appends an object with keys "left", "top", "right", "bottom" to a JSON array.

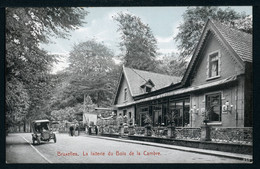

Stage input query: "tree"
[
  {"left": 6, "top": 7, "right": 88, "bottom": 127},
  {"left": 156, "top": 52, "right": 187, "bottom": 77},
  {"left": 68, "top": 40, "right": 115, "bottom": 74},
  {"left": 114, "top": 12, "right": 158, "bottom": 71},
  {"left": 50, "top": 40, "right": 120, "bottom": 110},
  {"left": 175, "top": 6, "right": 251, "bottom": 60}
]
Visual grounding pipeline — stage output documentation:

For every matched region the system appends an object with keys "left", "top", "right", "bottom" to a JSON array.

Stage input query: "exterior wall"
[
  {"left": 116, "top": 75, "right": 134, "bottom": 105},
  {"left": 115, "top": 74, "right": 136, "bottom": 124},
  {"left": 190, "top": 34, "right": 244, "bottom": 87},
  {"left": 190, "top": 76, "right": 245, "bottom": 127}
]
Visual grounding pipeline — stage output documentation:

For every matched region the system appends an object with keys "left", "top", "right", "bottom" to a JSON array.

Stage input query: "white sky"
[{"left": 40, "top": 6, "right": 252, "bottom": 73}]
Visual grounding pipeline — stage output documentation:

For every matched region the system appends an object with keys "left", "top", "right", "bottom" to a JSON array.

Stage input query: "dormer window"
[
  {"left": 207, "top": 50, "right": 220, "bottom": 80},
  {"left": 146, "top": 86, "right": 152, "bottom": 93},
  {"left": 141, "top": 79, "right": 154, "bottom": 93}
]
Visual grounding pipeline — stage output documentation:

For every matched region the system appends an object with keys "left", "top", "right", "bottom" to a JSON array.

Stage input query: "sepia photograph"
[{"left": 5, "top": 6, "right": 253, "bottom": 164}]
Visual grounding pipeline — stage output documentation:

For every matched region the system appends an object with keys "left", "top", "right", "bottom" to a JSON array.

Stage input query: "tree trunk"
[{"left": 24, "top": 120, "right": 26, "bottom": 132}]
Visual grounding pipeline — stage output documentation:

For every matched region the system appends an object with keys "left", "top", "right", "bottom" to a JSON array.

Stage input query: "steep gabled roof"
[
  {"left": 211, "top": 20, "right": 252, "bottom": 62},
  {"left": 182, "top": 19, "right": 252, "bottom": 86},
  {"left": 113, "top": 66, "right": 182, "bottom": 104},
  {"left": 123, "top": 67, "right": 181, "bottom": 97}
]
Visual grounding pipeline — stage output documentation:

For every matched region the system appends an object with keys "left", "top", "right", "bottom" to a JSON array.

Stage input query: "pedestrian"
[
  {"left": 78, "top": 125, "right": 80, "bottom": 136},
  {"left": 95, "top": 125, "right": 98, "bottom": 135},
  {"left": 88, "top": 126, "right": 92, "bottom": 135},
  {"left": 69, "top": 125, "right": 74, "bottom": 136},
  {"left": 75, "top": 125, "right": 79, "bottom": 136}
]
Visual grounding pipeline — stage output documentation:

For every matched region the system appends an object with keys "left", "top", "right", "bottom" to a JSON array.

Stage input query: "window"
[
  {"left": 123, "top": 110, "right": 127, "bottom": 123},
  {"left": 206, "top": 93, "right": 222, "bottom": 122},
  {"left": 124, "top": 88, "right": 127, "bottom": 101},
  {"left": 208, "top": 52, "right": 220, "bottom": 78},
  {"left": 136, "top": 106, "right": 149, "bottom": 126},
  {"left": 146, "top": 86, "right": 152, "bottom": 93},
  {"left": 123, "top": 110, "right": 127, "bottom": 116},
  {"left": 169, "top": 98, "right": 190, "bottom": 127},
  {"left": 152, "top": 105, "right": 162, "bottom": 126}
]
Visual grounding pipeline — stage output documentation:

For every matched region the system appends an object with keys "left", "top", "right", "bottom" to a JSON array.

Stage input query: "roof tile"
[{"left": 211, "top": 20, "right": 252, "bottom": 62}]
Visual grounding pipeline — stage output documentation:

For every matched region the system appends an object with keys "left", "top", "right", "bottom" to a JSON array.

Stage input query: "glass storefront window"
[
  {"left": 136, "top": 98, "right": 190, "bottom": 127},
  {"left": 152, "top": 105, "right": 162, "bottom": 126},
  {"left": 136, "top": 106, "right": 149, "bottom": 126},
  {"left": 169, "top": 98, "right": 190, "bottom": 127}
]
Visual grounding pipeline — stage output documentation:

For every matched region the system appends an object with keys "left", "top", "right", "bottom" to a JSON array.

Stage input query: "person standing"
[
  {"left": 75, "top": 125, "right": 79, "bottom": 136},
  {"left": 69, "top": 125, "right": 74, "bottom": 136},
  {"left": 95, "top": 125, "right": 98, "bottom": 135},
  {"left": 88, "top": 126, "right": 92, "bottom": 135}
]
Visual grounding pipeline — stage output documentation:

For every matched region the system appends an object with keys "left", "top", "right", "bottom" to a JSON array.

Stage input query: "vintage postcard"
[{"left": 5, "top": 6, "right": 253, "bottom": 164}]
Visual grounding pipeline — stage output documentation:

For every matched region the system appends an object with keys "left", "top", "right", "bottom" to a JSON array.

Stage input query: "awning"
[{"left": 115, "top": 75, "right": 237, "bottom": 108}]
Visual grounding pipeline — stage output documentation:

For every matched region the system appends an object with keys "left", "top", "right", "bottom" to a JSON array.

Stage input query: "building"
[{"left": 113, "top": 19, "right": 252, "bottom": 128}]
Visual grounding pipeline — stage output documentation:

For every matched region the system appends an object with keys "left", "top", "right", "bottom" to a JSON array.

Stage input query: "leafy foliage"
[
  {"left": 114, "top": 12, "right": 158, "bottom": 72},
  {"left": 156, "top": 53, "right": 187, "bottom": 77},
  {"left": 6, "top": 78, "right": 30, "bottom": 125},
  {"left": 6, "top": 7, "right": 88, "bottom": 127},
  {"left": 49, "top": 40, "right": 120, "bottom": 114},
  {"left": 175, "top": 6, "right": 251, "bottom": 59}
]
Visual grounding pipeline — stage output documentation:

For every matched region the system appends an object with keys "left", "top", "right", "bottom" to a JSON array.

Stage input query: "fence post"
[
  {"left": 167, "top": 126, "right": 176, "bottom": 138},
  {"left": 200, "top": 124, "right": 211, "bottom": 141},
  {"left": 119, "top": 126, "right": 124, "bottom": 137},
  {"left": 109, "top": 126, "right": 113, "bottom": 134}
]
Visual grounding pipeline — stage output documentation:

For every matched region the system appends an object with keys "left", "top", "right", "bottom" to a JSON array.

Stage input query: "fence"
[
  {"left": 210, "top": 127, "right": 252, "bottom": 145},
  {"left": 175, "top": 127, "right": 201, "bottom": 140},
  {"left": 102, "top": 126, "right": 120, "bottom": 134},
  {"left": 97, "top": 125, "right": 253, "bottom": 145},
  {"left": 151, "top": 127, "right": 168, "bottom": 138}
]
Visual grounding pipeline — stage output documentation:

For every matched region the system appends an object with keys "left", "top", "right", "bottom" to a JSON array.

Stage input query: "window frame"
[
  {"left": 123, "top": 87, "right": 128, "bottom": 101},
  {"left": 169, "top": 97, "right": 191, "bottom": 127},
  {"left": 205, "top": 92, "right": 222, "bottom": 123},
  {"left": 207, "top": 50, "right": 221, "bottom": 80},
  {"left": 145, "top": 86, "right": 152, "bottom": 93}
]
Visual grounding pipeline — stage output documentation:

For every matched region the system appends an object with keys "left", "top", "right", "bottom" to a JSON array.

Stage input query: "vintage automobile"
[{"left": 31, "top": 119, "right": 57, "bottom": 144}]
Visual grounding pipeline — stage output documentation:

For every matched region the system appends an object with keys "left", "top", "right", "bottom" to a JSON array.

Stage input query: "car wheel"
[
  {"left": 54, "top": 135, "right": 56, "bottom": 143},
  {"left": 37, "top": 137, "right": 40, "bottom": 144}
]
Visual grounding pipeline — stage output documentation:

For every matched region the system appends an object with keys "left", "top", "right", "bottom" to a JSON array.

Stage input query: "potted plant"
[
  {"left": 128, "top": 118, "right": 133, "bottom": 126},
  {"left": 165, "top": 110, "right": 177, "bottom": 138},
  {"left": 200, "top": 107, "right": 212, "bottom": 141},
  {"left": 128, "top": 118, "right": 135, "bottom": 135},
  {"left": 143, "top": 114, "right": 153, "bottom": 136}
]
